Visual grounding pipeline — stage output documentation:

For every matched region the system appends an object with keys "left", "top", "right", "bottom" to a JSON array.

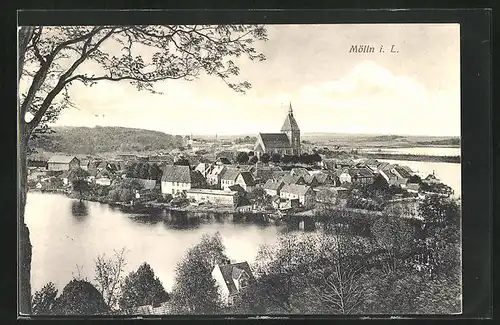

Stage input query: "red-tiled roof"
[
  {"left": 281, "top": 184, "right": 312, "bottom": 196},
  {"left": 161, "top": 165, "right": 192, "bottom": 183}
]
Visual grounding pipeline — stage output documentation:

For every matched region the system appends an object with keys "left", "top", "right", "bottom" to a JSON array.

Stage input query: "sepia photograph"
[{"left": 18, "top": 22, "right": 462, "bottom": 316}]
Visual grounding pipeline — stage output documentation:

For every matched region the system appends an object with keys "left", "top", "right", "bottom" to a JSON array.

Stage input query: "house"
[
  {"left": 47, "top": 155, "right": 80, "bottom": 171},
  {"left": 186, "top": 188, "right": 239, "bottom": 207},
  {"left": 349, "top": 167, "right": 375, "bottom": 185},
  {"left": 235, "top": 171, "right": 256, "bottom": 192},
  {"left": 314, "top": 186, "right": 349, "bottom": 204},
  {"left": 337, "top": 168, "right": 352, "bottom": 184},
  {"left": 117, "top": 154, "right": 138, "bottom": 161},
  {"left": 310, "top": 170, "right": 336, "bottom": 186},
  {"left": 95, "top": 177, "right": 112, "bottom": 186},
  {"left": 252, "top": 166, "right": 283, "bottom": 184},
  {"left": 379, "top": 165, "right": 409, "bottom": 187},
  {"left": 356, "top": 158, "right": 379, "bottom": 172},
  {"left": 263, "top": 179, "right": 285, "bottom": 197},
  {"left": 290, "top": 167, "right": 310, "bottom": 178},
  {"left": 424, "top": 171, "right": 441, "bottom": 184},
  {"left": 254, "top": 103, "right": 301, "bottom": 158},
  {"left": 220, "top": 168, "right": 241, "bottom": 190},
  {"left": 393, "top": 165, "right": 413, "bottom": 179},
  {"left": 195, "top": 162, "right": 214, "bottom": 178},
  {"left": 212, "top": 262, "right": 255, "bottom": 306},
  {"left": 406, "top": 183, "right": 421, "bottom": 193},
  {"left": 280, "top": 174, "right": 306, "bottom": 185},
  {"left": 303, "top": 175, "right": 320, "bottom": 188},
  {"left": 216, "top": 157, "right": 232, "bottom": 165},
  {"left": 206, "top": 165, "right": 227, "bottom": 188},
  {"left": 161, "top": 165, "right": 204, "bottom": 196},
  {"left": 280, "top": 184, "right": 315, "bottom": 207}
]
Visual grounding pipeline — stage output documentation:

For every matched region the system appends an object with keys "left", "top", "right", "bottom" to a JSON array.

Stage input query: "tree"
[
  {"left": 125, "top": 162, "right": 137, "bottom": 178},
  {"left": 170, "top": 232, "right": 229, "bottom": 314},
  {"left": 248, "top": 155, "right": 258, "bottom": 164},
  {"left": 68, "top": 167, "right": 91, "bottom": 201},
  {"left": 259, "top": 153, "right": 270, "bottom": 164},
  {"left": 235, "top": 151, "right": 250, "bottom": 164},
  {"left": 247, "top": 187, "right": 272, "bottom": 209},
  {"left": 271, "top": 152, "right": 281, "bottom": 163},
  {"left": 93, "top": 248, "right": 128, "bottom": 311},
  {"left": 148, "top": 163, "right": 162, "bottom": 180},
  {"left": 52, "top": 279, "right": 109, "bottom": 315},
  {"left": 371, "top": 215, "right": 416, "bottom": 274},
  {"left": 138, "top": 163, "right": 150, "bottom": 179},
  {"left": 119, "top": 262, "right": 169, "bottom": 311},
  {"left": 32, "top": 282, "right": 58, "bottom": 315},
  {"left": 18, "top": 25, "right": 268, "bottom": 313}
]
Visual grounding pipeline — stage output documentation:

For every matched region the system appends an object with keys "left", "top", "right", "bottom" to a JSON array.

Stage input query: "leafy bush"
[{"left": 51, "top": 279, "right": 109, "bottom": 315}]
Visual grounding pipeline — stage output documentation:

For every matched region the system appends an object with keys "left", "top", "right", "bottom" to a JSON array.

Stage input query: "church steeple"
[{"left": 281, "top": 102, "right": 301, "bottom": 155}]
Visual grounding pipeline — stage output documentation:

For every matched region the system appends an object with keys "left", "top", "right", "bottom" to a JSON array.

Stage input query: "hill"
[{"left": 29, "top": 126, "right": 185, "bottom": 155}]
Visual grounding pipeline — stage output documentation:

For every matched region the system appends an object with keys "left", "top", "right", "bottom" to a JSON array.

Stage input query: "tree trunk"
[{"left": 19, "top": 121, "right": 32, "bottom": 315}]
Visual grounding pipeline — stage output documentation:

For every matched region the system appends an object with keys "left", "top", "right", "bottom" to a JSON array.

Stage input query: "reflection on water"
[
  {"left": 25, "top": 193, "right": 284, "bottom": 294},
  {"left": 70, "top": 200, "right": 88, "bottom": 221}
]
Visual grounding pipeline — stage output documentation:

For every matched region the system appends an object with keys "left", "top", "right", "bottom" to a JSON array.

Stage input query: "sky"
[{"left": 41, "top": 24, "right": 460, "bottom": 137}]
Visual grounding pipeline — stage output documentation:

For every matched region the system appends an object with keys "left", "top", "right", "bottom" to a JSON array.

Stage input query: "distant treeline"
[
  {"left": 416, "top": 138, "right": 460, "bottom": 146},
  {"left": 362, "top": 153, "right": 460, "bottom": 164},
  {"left": 29, "top": 126, "right": 185, "bottom": 155}
]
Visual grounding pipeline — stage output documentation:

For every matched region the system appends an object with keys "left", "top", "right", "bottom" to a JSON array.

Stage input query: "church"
[{"left": 254, "top": 103, "right": 301, "bottom": 158}]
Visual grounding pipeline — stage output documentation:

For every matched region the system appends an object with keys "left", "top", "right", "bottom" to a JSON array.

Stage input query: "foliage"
[
  {"left": 371, "top": 215, "right": 416, "bottom": 273},
  {"left": 107, "top": 178, "right": 143, "bottom": 202},
  {"left": 51, "top": 279, "right": 109, "bottom": 315},
  {"left": 119, "top": 262, "right": 169, "bottom": 310},
  {"left": 235, "top": 151, "right": 250, "bottom": 164},
  {"left": 29, "top": 126, "right": 185, "bottom": 154},
  {"left": 68, "top": 167, "right": 91, "bottom": 199},
  {"left": 170, "top": 232, "right": 229, "bottom": 314},
  {"left": 420, "top": 181, "right": 454, "bottom": 196},
  {"left": 271, "top": 153, "right": 281, "bottom": 163},
  {"left": 93, "top": 248, "right": 128, "bottom": 311},
  {"left": 247, "top": 187, "right": 272, "bottom": 209},
  {"left": 32, "top": 282, "right": 58, "bottom": 315},
  {"left": 259, "top": 153, "right": 270, "bottom": 163},
  {"left": 233, "top": 136, "right": 257, "bottom": 144},
  {"left": 248, "top": 155, "right": 258, "bottom": 164}
]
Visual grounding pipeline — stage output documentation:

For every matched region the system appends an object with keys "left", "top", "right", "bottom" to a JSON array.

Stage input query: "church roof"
[{"left": 258, "top": 133, "right": 291, "bottom": 149}]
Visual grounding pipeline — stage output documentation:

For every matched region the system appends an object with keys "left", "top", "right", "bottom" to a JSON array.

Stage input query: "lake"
[
  {"left": 359, "top": 146, "right": 460, "bottom": 157},
  {"left": 25, "top": 193, "right": 284, "bottom": 294}
]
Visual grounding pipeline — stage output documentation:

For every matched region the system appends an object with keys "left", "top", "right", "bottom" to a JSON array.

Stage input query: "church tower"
[{"left": 281, "top": 102, "right": 301, "bottom": 155}]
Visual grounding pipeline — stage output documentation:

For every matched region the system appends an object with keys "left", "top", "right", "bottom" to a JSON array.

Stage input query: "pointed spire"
[{"left": 288, "top": 102, "right": 293, "bottom": 114}]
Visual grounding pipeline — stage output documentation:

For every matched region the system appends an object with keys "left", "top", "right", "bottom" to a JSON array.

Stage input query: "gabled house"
[
  {"left": 280, "top": 184, "right": 315, "bottom": 207},
  {"left": 235, "top": 171, "right": 256, "bottom": 192},
  {"left": 378, "top": 165, "right": 408, "bottom": 187},
  {"left": 212, "top": 262, "right": 255, "bottom": 306},
  {"left": 195, "top": 162, "right": 214, "bottom": 178},
  {"left": 47, "top": 155, "right": 80, "bottom": 171},
  {"left": 207, "top": 165, "right": 227, "bottom": 188},
  {"left": 263, "top": 179, "right": 285, "bottom": 197},
  {"left": 161, "top": 165, "right": 204, "bottom": 196},
  {"left": 337, "top": 168, "right": 352, "bottom": 184},
  {"left": 310, "top": 171, "right": 336, "bottom": 186},
  {"left": 349, "top": 167, "right": 375, "bottom": 185},
  {"left": 221, "top": 168, "right": 241, "bottom": 190},
  {"left": 303, "top": 175, "right": 320, "bottom": 188},
  {"left": 393, "top": 165, "right": 413, "bottom": 179},
  {"left": 280, "top": 174, "right": 306, "bottom": 186}
]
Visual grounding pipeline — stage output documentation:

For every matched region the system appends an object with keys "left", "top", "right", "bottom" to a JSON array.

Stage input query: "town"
[{"left": 27, "top": 103, "right": 454, "bottom": 220}]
